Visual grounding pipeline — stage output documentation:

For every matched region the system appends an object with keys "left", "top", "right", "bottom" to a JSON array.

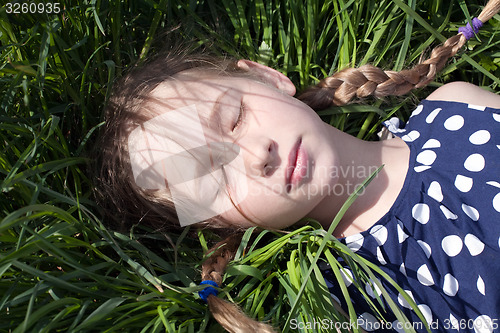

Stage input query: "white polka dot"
[
  {"left": 440, "top": 205, "right": 458, "bottom": 220},
  {"left": 444, "top": 115, "right": 464, "bottom": 131},
  {"left": 477, "top": 275, "right": 485, "bottom": 295},
  {"left": 417, "top": 264, "right": 434, "bottom": 286},
  {"left": 345, "top": 233, "right": 364, "bottom": 252},
  {"left": 376, "top": 247, "right": 387, "bottom": 265},
  {"left": 462, "top": 204, "right": 480, "bottom": 221},
  {"left": 493, "top": 113, "right": 500, "bottom": 122},
  {"left": 474, "top": 315, "right": 494, "bottom": 333},
  {"left": 469, "top": 130, "right": 491, "bottom": 145},
  {"left": 422, "top": 138, "right": 441, "bottom": 149},
  {"left": 397, "top": 290, "right": 415, "bottom": 308},
  {"left": 464, "top": 153, "right": 485, "bottom": 172},
  {"left": 340, "top": 268, "right": 354, "bottom": 287},
  {"left": 411, "top": 104, "right": 424, "bottom": 117},
  {"left": 465, "top": 233, "right": 484, "bottom": 256},
  {"left": 417, "top": 240, "right": 432, "bottom": 258},
  {"left": 455, "top": 175, "right": 473, "bottom": 192},
  {"left": 412, "top": 203, "right": 430, "bottom": 224},
  {"left": 400, "top": 262, "right": 407, "bottom": 276},
  {"left": 414, "top": 165, "right": 431, "bottom": 173},
  {"left": 426, "top": 108, "right": 441, "bottom": 123},
  {"left": 442, "top": 235, "right": 463, "bottom": 257},
  {"left": 416, "top": 150, "right": 437, "bottom": 166},
  {"left": 492, "top": 193, "right": 500, "bottom": 213},
  {"left": 449, "top": 313, "right": 459, "bottom": 330},
  {"left": 358, "top": 312, "right": 379, "bottom": 331},
  {"left": 468, "top": 104, "right": 486, "bottom": 111},
  {"left": 365, "top": 278, "right": 382, "bottom": 298},
  {"left": 402, "top": 130, "right": 420, "bottom": 142},
  {"left": 487, "top": 181, "right": 500, "bottom": 189},
  {"left": 428, "top": 181, "right": 443, "bottom": 202},
  {"left": 397, "top": 221, "right": 409, "bottom": 243},
  {"left": 370, "top": 225, "right": 388, "bottom": 246},
  {"left": 443, "top": 273, "right": 459, "bottom": 296},
  {"left": 418, "top": 304, "right": 433, "bottom": 326}
]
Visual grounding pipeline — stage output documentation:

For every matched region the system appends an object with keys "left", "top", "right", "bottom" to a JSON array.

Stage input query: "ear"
[{"left": 237, "top": 59, "right": 296, "bottom": 96}]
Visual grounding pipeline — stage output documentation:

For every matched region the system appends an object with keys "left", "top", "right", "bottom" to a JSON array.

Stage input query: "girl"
[{"left": 96, "top": 1, "right": 500, "bottom": 332}]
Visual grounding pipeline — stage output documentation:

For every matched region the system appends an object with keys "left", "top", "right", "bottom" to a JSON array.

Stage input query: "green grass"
[{"left": 1, "top": 0, "right": 499, "bottom": 332}]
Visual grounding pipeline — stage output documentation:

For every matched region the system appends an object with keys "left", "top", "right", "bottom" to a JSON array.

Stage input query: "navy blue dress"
[{"left": 322, "top": 100, "right": 500, "bottom": 332}]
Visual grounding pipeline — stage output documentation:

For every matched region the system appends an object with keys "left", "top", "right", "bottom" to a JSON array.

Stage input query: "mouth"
[{"left": 286, "top": 137, "right": 309, "bottom": 192}]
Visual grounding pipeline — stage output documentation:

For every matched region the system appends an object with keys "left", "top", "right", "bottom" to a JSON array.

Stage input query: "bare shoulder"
[{"left": 426, "top": 82, "right": 500, "bottom": 109}]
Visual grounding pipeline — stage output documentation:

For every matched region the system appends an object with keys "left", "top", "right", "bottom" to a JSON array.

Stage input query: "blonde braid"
[
  {"left": 201, "top": 234, "right": 276, "bottom": 333},
  {"left": 298, "top": 0, "right": 500, "bottom": 110}
]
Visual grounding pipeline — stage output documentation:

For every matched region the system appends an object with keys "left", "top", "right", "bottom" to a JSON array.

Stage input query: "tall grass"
[{"left": 1, "top": 0, "right": 499, "bottom": 332}]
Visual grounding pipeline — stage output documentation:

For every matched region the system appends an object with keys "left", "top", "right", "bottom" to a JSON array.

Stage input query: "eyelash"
[{"left": 231, "top": 100, "right": 246, "bottom": 132}]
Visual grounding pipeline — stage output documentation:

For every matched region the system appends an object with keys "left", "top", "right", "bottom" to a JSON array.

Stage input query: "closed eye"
[{"left": 232, "top": 100, "right": 246, "bottom": 132}]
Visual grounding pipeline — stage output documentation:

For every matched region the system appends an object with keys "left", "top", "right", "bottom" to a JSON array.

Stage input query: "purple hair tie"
[{"left": 458, "top": 17, "right": 483, "bottom": 40}]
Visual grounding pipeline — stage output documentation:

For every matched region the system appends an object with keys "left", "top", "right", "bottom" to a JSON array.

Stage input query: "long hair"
[{"left": 297, "top": 0, "right": 500, "bottom": 109}]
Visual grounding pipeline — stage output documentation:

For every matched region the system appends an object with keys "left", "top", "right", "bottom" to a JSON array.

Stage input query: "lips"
[{"left": 286, "top": 137, "right": 309, "bottom": 191}]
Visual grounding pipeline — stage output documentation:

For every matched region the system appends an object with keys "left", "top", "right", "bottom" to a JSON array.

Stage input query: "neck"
[{"left": 308, "top": 123, "right": 409, "bottom": 237}]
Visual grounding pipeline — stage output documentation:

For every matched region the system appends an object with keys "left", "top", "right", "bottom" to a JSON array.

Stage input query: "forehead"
[{"left": 147, "top": 74, "right": 247, "bottom": 112}]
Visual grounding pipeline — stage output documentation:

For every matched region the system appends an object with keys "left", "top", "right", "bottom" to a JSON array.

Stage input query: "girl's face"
[{"left": 145, "top": 70, "right": 340, "bottom": 229}]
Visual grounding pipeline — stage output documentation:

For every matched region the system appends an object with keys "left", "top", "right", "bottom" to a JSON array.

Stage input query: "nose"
[{"left": 242, "top": 137, "right": 277, "bottom": 177}]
